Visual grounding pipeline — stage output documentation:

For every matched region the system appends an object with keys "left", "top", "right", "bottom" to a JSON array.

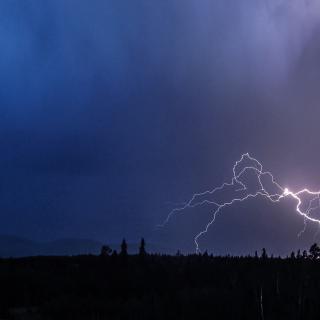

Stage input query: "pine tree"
[
  {"left": 139, "top": 238, "right": 147, "bottom": 256},
  {"left": 261, "top": 248, "right": 268, "bottom": 259},
  {"left": 309, "top": 243, "right": 320, "bottom": 260},
  {"left": 297, "top": 249, "right": 301, "bottom": 259},
  {"left": 120, "top": 238, "right": 128, "bottom": 256},
  {"left": 302, "top": 250, "right": 308, "bottom": 259}
]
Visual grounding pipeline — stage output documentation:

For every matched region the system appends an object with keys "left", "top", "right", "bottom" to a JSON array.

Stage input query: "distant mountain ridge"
[
  {"left": 0, "top": 235, "right": 103, "bottom": 257},
  {"left": 0, "top": 235, "right": 174, "bottom": 257}
]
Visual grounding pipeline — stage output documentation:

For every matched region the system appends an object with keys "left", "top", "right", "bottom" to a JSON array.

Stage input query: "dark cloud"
[{"left": 0, "top": 1, "right": 320, "bottom": 253}]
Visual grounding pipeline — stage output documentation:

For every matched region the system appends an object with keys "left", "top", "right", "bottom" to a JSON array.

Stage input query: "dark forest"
[{"left": 2, "top": 240, "right": 320, "bottom": 320}]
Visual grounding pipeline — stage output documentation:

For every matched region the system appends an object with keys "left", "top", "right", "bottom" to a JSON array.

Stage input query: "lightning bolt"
[{"left": 160, "top": 153, "right": 320, "bottom": 252}]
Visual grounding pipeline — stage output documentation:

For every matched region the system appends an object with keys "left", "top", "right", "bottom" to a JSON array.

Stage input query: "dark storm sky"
[{"left": 1, "top": 0, "right": 320, "bottom": 254}]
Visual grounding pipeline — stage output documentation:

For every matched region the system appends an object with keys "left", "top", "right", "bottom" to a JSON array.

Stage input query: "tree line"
[{"left": 1, "top": 240, "right": 320, "bottom": 319}]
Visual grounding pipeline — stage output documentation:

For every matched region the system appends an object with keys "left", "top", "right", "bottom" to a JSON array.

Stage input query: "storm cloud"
[{"left": 0, "top": 0, "right": 320, "bottom": 253}]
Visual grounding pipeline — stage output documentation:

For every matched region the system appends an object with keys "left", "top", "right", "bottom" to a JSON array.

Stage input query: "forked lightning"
[{"left": 160, "top": 153, "right": 320, "bottom": 252}]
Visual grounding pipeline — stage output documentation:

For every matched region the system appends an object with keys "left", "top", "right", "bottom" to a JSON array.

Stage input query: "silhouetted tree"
[
  {"left": 297, "top": 249, "right": 301, "bottom": 259},
  {"left": 261, "top": 248, "right": 268, "bottom": 259},
  {"left": 120, "top": 238, "right": 128, "bottom": 256},
  {"left": 302, "top": 250, "right": 308, "bottom": 259},
  {"left": 309, "top": 243, "right": 320, "bottom": 260},
  {"left": 290, "top": 251, "right": 295, "bottom": 259},
  {"left": 139, "top": 238, "right": 147, "bottom": 256},
  {"left": 100, "top": 245, "right": 112, "bottom": 257}
]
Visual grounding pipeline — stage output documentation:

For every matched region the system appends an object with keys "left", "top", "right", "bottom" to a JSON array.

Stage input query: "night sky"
[{"left": 1, "top": 0, "right": 320, "bottom": 255}]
